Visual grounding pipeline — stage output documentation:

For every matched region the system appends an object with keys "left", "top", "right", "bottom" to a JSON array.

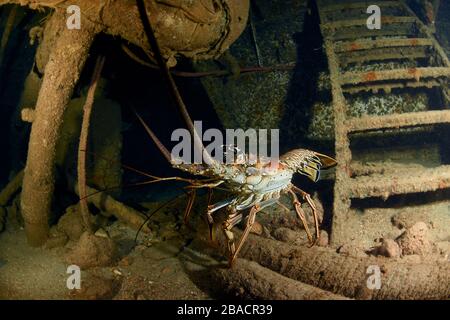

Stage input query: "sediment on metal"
[
  {"left": 332, "top": 26, "right": 417, "bottom": 41},
  {"left": 334, "top": 38, "right": 433, "bottom": 53},
  {"left": 346, "top": 110, "right": 450, "bottom": 132},
  {"left": 349, "top": 165, "right": 450, "bottom": 199},
  {"left": 316, "top": 0, "right": 450, "bottom": 245},
  {"left": 322, "top": 16, "right": 416, "bottom": 30},
  {"left": 340, "top": 67, "right": 450, "bottom": 85},
  {"left": 342, "top": 79, "right": 443, "bottom": 94},
  {"left": 338, "top": 47, "right": 428, "bottom": 65}
]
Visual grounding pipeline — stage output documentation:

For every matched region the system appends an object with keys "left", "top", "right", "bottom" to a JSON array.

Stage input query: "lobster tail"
[
  {"left": 280, "top": 149, "right": 337, "bottom": 182},
  {"left": 299, "top": 156, "right": 322, "bottom": 182},
  {"left": 314, "top": 152, "right": 338, "bottom": 169}
]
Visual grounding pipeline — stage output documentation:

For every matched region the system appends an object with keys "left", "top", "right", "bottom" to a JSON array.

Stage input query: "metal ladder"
[{"left": 315, "top": 0, "right": 450, "bottom": 245}]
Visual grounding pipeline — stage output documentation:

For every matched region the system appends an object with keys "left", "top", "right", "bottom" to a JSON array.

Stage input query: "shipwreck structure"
[{"left": 316, "top": 0, "right": 450, "bottom": 245}]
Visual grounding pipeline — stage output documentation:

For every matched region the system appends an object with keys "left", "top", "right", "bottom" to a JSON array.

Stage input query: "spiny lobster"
[{"left": 134, "top": 0, "right": 337, "bottom": 266}]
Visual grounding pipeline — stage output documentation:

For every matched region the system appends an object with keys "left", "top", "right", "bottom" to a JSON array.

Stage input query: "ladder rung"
[
  {"left": 339, "top": 46, "right": 428, "bottom": 65},
  {"left": 342, "top": 79, "right": 442, "bottom": 94},
  {"left": 348, "top": 165, "right": 450, "bottom": 199},
  {"left": 332, "top": 27, "right": 415, "bottom": 41},
  {"left": 340, "top": 67, "right": 450, "bottom": 85},
  {"left": 346, "top": 109, "right": 450, "bottom": 133},
  {"left": 322, "top": 16, "right": 416, "bottom": 30},
  {"left": 334, "top": 38, "right": 433, "bottom": 53}
]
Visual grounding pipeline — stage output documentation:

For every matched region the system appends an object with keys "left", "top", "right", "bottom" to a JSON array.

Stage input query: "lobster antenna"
[
  {"left": 135, "top": 0, "right": 216, "bottom": 166},
  {"left": 134, "top": 192, "right": 187, "bottom": 243},
  {"left": 131, "top": 106, "right": 172, "bottom": 163}
]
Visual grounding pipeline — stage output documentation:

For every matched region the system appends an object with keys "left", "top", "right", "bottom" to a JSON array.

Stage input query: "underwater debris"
[
  {"left": 20, "top": 15, "right": 98, "bottom": 247},
  {"left": 70, "top": 274, "right": 120, "bottom": 300},
  {"left": 0, "top": 0, "right": 250, "bottom": 64},
  {"left": 371, "top": 238, "right": 402, "bottom": 258},
  {"left": 0, "top": 169, "right": 23, "bottom": 231},
  {"left": 234, "top": 232, "right": 450, "bottom": 300},
  {"left": 74, "top": 185, "right": 151, "bottom": 234},
  {"left": 57, "top": 204, "right": 91, "bottom": 242},
  {"left": 65, "top": 231, "right": 117, "bottom": 269},
  {"left": 396, "top": 221, "right": 433, "bottom": 256},
  {"left": 8, "top": 0, "right": 249, "bottom": 247},
  {"left": 211, "top": 259, "right": 350, "bottom": 300},
  {"left": 77, "top": 55, "right": 105, "bottom": 234}
]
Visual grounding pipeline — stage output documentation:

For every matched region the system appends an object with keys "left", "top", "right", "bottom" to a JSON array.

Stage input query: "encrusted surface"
[{"left": 316, "top": 0, "right": 450, "bottom": 246}]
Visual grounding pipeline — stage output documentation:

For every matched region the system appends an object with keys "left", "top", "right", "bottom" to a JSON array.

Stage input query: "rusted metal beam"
[
  {"left": 332, "top": 26, "right": 416, "bottom": 41},
  {"left": 322, "top": 37, "right": 352, "bottom": 245},
  {"left": 342, "top": 79, "right": 443, "bottom": 94},
  {"left": 319, "top": 1, "right": 402, "bottom": 13},
  {"left": 340, "top": 67, "right": 450, "bottom": 85},
  {"left": 400, "top": 1, "right": 450, "bottom": 67},
  {"left": 338, "top": 47, "right": 428, "bottom": 65},
  {"left": 322, "top": 16, "right": 416, "bottom": 30},
  {"left": 335, "top": 38, "right": 433, "bottom": 53},
  {"left": 349, "top": 165, "right": 450, "bottom": 199},
  {"left": 346, "top": 109, "right": 450, "bottom": 133}
]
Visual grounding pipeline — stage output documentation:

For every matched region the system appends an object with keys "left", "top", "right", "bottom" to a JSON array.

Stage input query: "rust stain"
[
  {"left": 425, "top": 3, "right": 435, "bottom": 24},
  {"left": 344, "top": 165, "right": 351, "bottom": 176},
  {"left": 381, "top": 16, "right": 394, "bottom": 24},
  {"left": 363, "top": 71, "right": 377, "bottom": 82},
  {"left": 408, "top": 68, "right": 421, "bottom": 81},
  {"left": 349, "top": 42, "right": 360, "bottom": 51},
  {"left": 410, "top": 39, "right": 419, "bottom": 46}
]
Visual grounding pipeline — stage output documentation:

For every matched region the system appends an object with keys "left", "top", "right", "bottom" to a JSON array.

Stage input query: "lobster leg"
[
  {"left": 184, "top": 186, "right": 215, "bottom": 225},
  {"left": 227, "top": 198, "right": 277, "bottom": 267},
  {"left": 182, "top": 183, "right": 223, "bottom": 228},
  {"left": 207, "top": 188, "right": 214, "bottom": 207},
  {"left": 291, "top": 185, "right": 320, "bottom": 243},
  {"left": 222, "top": 210, "right": 243, "bottom": 262},
  {"left": 183, "top": 189, "right": 197, "bottom": 224},
  {"left": 289, "top": 190, "right": 314, "bottom": 244},
  {"left": 206, "top": 198, "right": 235, "bottom": 240}
]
